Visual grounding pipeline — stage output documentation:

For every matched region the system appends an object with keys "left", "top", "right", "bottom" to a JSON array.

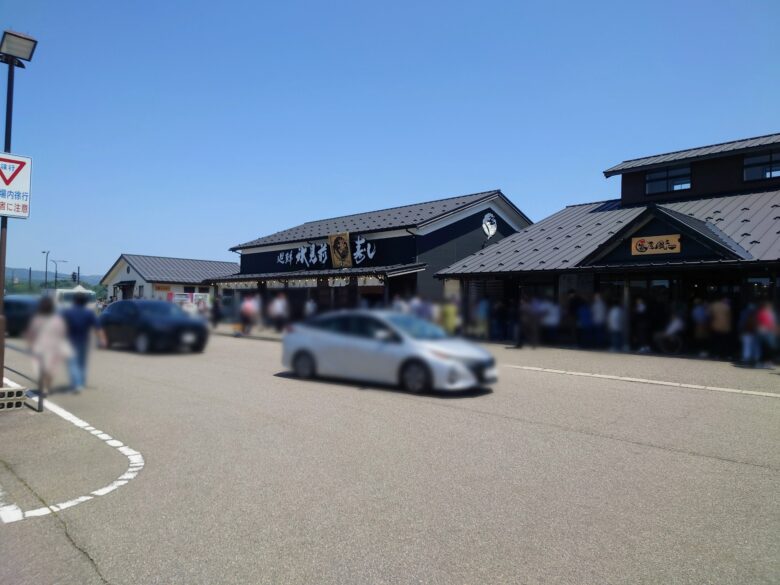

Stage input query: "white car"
[{"left": 282, "top": 310, "right": 497, "bottom": 392}]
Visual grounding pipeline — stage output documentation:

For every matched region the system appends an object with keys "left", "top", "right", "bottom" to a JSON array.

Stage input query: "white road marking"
[
  {"left": 0, "top": 378, "right": 145, "bottom": 524},
  {"left": 501, "top": 365, "right": 779, "bottom": 398}
]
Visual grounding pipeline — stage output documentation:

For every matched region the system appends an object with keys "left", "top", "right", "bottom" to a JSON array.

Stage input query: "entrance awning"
[
  {"left": 206, "top": 263, "right": 427, "bottom": 285},
  {"left": 114, "top": 280, "right": 136, "bottom": 286}
]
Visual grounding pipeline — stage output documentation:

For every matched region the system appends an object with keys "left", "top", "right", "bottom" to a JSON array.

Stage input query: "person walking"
[
  {"left": 25, "top": 296, "right": 71, "bottom": 395},
  {"left": 239, "top": 294, "right": 259, "bottom": 335},
  {"left": 210, "top": 296, "right": 223, "bottom": 330},
  {"left": 755, "top": 301, "right": 777, "bottom": 368},
  {"left": 607, "top": 301, "right": 624, "bottom": 352},
  {"left": 709, "top": 296, "right": 732, "bottom": 359},
  {"left": 269, "top": 293, "right": 289, "bottom": 332},
  {"left": 62, "top": 292, "right": 106, "bottom": 392},
  {"left": 738, "top": 303, "right": 759, "bottom": 366}
]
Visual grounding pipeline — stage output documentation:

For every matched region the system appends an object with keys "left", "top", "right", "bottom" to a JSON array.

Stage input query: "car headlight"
[{"left": 429, "top": 349, "right": 457, "bottom": 361}]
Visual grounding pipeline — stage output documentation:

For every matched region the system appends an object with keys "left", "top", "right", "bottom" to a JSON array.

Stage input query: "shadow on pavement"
[{"left": 273, "top": 371, "right": 493, "bottom": 399}]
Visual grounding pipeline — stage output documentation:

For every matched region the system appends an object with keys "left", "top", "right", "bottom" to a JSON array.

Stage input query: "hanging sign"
[
  {"left": 0, "top": 153, "right": 32, "bottom": 219},
  {"left": 482, "top": 212, "right": 497, "bottom": 239},
  {"left": 631, "top": 234, "right": 681, "bottom": 255},
  {"left": 328, "top": 232, "right": 353, "bottom": 268}
]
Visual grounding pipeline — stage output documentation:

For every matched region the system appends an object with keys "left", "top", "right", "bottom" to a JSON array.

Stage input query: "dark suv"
[{"left": 4, "top": 294, "right": 39, "bottom": 337}]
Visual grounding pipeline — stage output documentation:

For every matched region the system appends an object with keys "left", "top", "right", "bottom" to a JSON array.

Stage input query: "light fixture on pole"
[
  {"left": 0, "top": 29, "right": 37, "bottom": 378},
  {"left": 0, "top": 31, "right": 37, "bottom": 62}
]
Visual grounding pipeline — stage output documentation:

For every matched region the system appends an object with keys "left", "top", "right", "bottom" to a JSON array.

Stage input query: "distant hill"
[{"left": 5, "top": 267, "right": 102, "bottom": 286}]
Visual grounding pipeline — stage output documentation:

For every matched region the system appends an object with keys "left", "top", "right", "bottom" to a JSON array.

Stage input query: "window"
[
  {"left": 349, "top": 316, "right": 396, "bottom": 340},
  {"left": 138, "top": 285, "right": 144, "bottom": 297},
  {"left": 183, "top": 286, "right": 195, "bottom": 293},
  {"left": 744, "top": 150, "right": 780, "bottom": 181},
  {"left": 310, "top": 315, "right": 350, "bottom": 334},
  {"left": 198, "top": 287, "right": 210, "bottom": 293},
  {"left": 645, "top": 165, "right": 691, "bottom": 195}
]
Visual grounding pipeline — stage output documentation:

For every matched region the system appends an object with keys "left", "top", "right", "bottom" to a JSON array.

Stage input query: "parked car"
[
  {"left": 99, "top": 300, "right": 208, "bottom": 353},
  {"left": 282, "top": 310, "right": 497, "bottom": 392},
  {"left": 3, "top": 294, "right": 39, "bottom": 337}
]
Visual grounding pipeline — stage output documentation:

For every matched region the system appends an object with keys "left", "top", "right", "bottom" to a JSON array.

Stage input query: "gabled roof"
[
  {"left": 101, "top": 254, "right": 239, "bottom": 285},
  {"left": 656, "top": 207, "right": 751, "bottom": 260},
  {"left": 579, "top": 206, "right": 752, "bottom": 266},
  {"left": 231, "top": 190, "right": 530, "bottom": 250},
  {"left": 603, "top": 132, "right": 780, "bottom": 177},
  {"left": 437, "top": 189, "right": 780, "bottom": 276}
]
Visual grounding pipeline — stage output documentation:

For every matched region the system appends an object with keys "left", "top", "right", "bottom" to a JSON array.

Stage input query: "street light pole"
[
  {"left": 0, "top": 30, "right": 37, "bottom": 380},
  {"left": 42, "top": 250, "right": 49, "bottom": 291},
  {"left": 0, "top": 49, "right": 14, "bottom": 375},
  {"left": 51, "top": 259, "right": 66, "bottom": 290}
]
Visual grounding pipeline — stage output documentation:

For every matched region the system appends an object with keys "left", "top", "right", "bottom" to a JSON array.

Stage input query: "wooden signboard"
[
  {"left": 328, "top": 232, "right": 353, "bottom": 268},
  {"left": 631, "top": 234, "right": 681, "bottom": 256}
]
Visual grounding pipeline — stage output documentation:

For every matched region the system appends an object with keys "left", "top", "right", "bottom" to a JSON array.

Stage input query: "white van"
[{"left": 46, "top": 285, "right": 98, "bottom": 310}]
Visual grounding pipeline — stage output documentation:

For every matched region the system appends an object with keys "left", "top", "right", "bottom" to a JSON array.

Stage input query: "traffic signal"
[{"left": 71, "top": 272, "right": 77, "bottom": 282}]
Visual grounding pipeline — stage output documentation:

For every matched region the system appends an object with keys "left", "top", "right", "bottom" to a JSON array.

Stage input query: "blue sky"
[{"left": 3, "top": 0, "right": 778, "bottom": 274}]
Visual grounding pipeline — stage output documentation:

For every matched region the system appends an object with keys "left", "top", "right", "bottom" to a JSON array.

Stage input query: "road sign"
[{"left": 0, "top": 153, "right": 31, "bottom": 219}]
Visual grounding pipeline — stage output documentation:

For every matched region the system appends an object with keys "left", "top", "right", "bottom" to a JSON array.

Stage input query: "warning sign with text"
[{"left": 0, "top": 153, "right": 32, "bottom": 219}]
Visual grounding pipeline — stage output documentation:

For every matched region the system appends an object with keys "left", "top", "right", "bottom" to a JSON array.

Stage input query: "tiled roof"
[
  {"left": 231, "top": 190, "right": 523, "bottom": 250},
  {"left": 206, "top": 263, "right": 427, "bottom": 282},
  {"left": 437, "top": 190, "right": 780, "bottom": 276},
  {"left": 116, "top": 254, "right": 239, "bottom": 284},
  {"left": 603, "top": 132, "right": 780, "bottom": 176}
]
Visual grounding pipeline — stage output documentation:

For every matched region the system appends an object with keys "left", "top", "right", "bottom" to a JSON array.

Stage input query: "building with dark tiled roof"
[
  {"left": 437, "top": 132, "right": 780, "bottom": 346},
  {"left": 100, "top": 254, "right": 238, "bottom": 301},
  {"left": 210, "top": 190, "right": 532, "bottom": 316}
]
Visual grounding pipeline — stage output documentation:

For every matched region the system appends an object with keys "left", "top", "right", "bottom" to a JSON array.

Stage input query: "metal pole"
[
  {"left": 0, "top": 57, "right": 15, "bottom": 378},
  {"left": 43, "top": 251, "right": 48, "bottom": 291}
]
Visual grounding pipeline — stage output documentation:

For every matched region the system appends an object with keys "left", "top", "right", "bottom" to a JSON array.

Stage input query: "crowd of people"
[
  {"left": 25, "top": 293, "right": 105, "bottom": 395},
  {"left": 463, "top": 290, "right": 778, "bottom": 367},
  {"left": 217, "top": 292, "right": 293, "bottom": 336},
  {"left": 208, "top": 288, "right": 779, "bottom": 367}
]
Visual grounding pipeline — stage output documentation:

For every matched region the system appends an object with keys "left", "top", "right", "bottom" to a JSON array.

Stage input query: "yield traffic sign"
[{"left": 0, "top": 153, "right": 31, "bottom": 219}]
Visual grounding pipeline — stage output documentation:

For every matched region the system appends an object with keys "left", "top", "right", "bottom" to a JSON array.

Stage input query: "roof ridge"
[
  {"left": 123, "top": 253, "right": 237, "bottom": 264},
  {"left": 614, "top": 131, "right": 780, "bottom": 165},
  {"left": 564, "top": 198, "right": 620, "bottom": 208},
  {"left": 300, "top": 189, "right": 500, "bottom": 225}
]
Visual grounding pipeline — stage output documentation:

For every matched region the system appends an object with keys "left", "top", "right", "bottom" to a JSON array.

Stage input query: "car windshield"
[
  {"left": 386, "top": 313, "right": 448, "bottom": 340},
  {"left": 138, "top": 302, "right": 187, "bottom": 317}
]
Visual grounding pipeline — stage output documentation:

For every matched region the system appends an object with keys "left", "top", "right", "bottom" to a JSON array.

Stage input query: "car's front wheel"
[
  {"left": 292, "top": 351, "right": 316, "bottom": 379},
  {"left": 400, "top": 360, "right": 431, "bottom": 393}
]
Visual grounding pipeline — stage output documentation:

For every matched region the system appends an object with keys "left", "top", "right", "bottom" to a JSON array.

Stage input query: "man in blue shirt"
[{"left": 62, "top": 293, "right": 106, "bottom": 392}]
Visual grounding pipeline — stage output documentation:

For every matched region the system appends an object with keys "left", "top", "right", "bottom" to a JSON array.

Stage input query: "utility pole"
[{"left": 27, "top": 266, "right": 30, "bottom": 291}]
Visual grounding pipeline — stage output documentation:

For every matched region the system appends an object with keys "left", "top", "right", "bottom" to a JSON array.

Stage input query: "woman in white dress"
[{"left": 25, "top": 296, "right": 71, "bottom": 395}]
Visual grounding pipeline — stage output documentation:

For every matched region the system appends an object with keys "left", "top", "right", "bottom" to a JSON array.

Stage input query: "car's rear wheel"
[
  {"left": 292, "top": 351, "right": 316, "bottom": 379},
  {"left": 400, "top": 360, "right": 430, "bottom": 393},
  {"left": 134, "top": 332, "right": 151, "bottom": 354}
]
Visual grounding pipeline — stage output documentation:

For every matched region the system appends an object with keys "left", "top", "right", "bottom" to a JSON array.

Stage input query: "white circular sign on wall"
[{"left": 482, "top": 212, "right": 497, "bottom": 239}]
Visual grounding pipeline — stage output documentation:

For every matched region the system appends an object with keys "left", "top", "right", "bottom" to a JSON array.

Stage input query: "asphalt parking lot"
[{"left": 0, "top": 335, "right": 778, "bottom": 585}]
